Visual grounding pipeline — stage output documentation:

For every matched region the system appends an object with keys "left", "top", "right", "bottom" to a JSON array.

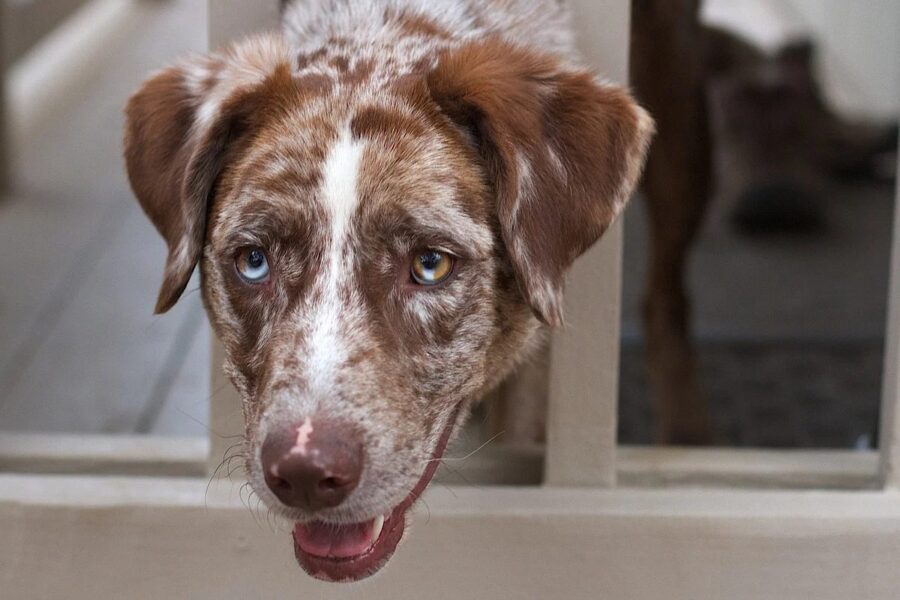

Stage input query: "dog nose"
[{"left": 261, "top": 417, "right": 363, "bottom": 511}]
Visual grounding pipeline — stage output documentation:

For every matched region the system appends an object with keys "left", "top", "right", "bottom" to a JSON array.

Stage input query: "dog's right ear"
[{"left": 124, "top": 34, "right": 293, "bottom": 313}]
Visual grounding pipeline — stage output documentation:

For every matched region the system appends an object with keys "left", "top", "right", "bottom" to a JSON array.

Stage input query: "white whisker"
[{"left": 423, "top": 430, "right": 505, "bottom": 464}]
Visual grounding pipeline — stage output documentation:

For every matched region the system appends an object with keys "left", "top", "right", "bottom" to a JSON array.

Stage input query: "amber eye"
[
  {"left": 411, "top": 250, "right": 454, "bottom": 286},
  {"left": 235, "top": 247, "right": 270, "bottom": 283}
]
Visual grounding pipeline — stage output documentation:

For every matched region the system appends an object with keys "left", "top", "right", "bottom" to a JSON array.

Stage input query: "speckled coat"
[{"left": 123, "top": 0, "right": 652, "bottom": 581}]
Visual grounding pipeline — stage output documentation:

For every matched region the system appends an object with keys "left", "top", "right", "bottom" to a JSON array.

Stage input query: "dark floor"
[{"left": 619, "top": 340, "right": 883, "bottom": 448}]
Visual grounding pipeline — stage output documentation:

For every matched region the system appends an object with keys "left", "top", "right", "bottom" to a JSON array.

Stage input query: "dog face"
[{"left": 124, "top": 33, "right": 651, "bottom": 581}]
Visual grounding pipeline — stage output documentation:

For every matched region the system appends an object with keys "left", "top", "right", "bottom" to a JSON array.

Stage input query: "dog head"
[{"left": 124, "top": 32, "right": 651, "bottom": 581}]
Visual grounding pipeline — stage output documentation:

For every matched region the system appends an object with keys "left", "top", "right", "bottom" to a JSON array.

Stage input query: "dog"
[
  {"left": 124, "top": 0, "right": 652, "bottom": 582},
  {"left": 628, "top": 0, "right": 714, "bottom": 444},
  {"left": 628, "top": 0, "right": 896, "bottom": 445}
]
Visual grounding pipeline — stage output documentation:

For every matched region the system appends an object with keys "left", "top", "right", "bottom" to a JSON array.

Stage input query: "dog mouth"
[
  {"left": 291, "top": 499, "right": 406, "bottom": 582},
  {"left": 291, "top": 404, "right": 462, "bottom": 582}
]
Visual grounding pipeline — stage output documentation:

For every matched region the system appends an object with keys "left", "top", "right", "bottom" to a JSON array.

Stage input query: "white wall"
[{"left": 703, "top": 0, "right": 900, "bottom": 120}]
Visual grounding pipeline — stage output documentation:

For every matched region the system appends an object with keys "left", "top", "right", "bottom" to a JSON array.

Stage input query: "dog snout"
[{"left": 261, "top": 416, "right": 364, "bottom": 511}]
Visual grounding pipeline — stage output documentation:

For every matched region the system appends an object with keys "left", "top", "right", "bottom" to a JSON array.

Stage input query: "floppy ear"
[
  {"left": 123, "top": 34, "right": 293, "bottom": 313},
  {"left": 427, "top": 39, "right": 654, "bottom": 326}
]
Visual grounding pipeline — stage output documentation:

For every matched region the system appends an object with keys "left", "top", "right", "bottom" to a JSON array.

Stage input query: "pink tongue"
[{"left": 293, "top": 519, "right": 376, "bottom": 559}]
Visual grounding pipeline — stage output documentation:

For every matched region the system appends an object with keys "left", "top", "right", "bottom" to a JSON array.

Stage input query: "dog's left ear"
[{"left": 427, "top": 39, "right": 654, "bottom": 326}]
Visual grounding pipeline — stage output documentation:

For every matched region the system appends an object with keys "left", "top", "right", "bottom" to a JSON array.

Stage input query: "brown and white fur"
[{"left": 124, "top": 0, "right": 652, "bottom": 582}]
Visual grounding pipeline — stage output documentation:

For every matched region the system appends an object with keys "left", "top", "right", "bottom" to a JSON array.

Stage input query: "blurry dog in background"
[{"left": 632, "top": 0, "right": 895, "bottom": 444}]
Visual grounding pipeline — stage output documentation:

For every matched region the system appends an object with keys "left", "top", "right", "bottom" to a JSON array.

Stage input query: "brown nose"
[{"left": 261, "top": 417, "right": 364, "bottom": 511}]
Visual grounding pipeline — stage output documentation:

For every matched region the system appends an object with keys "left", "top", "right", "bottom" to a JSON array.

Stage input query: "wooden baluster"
[
  {"left": 543, "top": 0, "right": 632, "bottom": 487},
  {"left": 206, "top": 0, "right": 281, "bottom": 476}
]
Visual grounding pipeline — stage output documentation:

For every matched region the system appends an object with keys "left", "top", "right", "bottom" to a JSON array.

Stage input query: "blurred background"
[
  {"left": 0, "top": 0, "right": 211, "bottom": 437},
  {"left": 0, "top": 0, "right": 897, "bottom": 449},
  {"left": 619, "top": 0, "right": 899, "bottom": 447}
]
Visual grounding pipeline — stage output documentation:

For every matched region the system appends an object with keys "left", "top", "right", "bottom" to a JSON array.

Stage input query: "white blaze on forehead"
[
  {"left": 305, "top": 126, "right": 366, "bottom": 396},
  {"left": 322, "top": 127, "right": 365, "bottom": 244}
]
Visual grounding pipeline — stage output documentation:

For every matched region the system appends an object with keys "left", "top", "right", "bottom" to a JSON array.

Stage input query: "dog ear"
[
  {"left": 124, "top": 34, "right": 294, "bottom": 313},
  {"left": 427, "top": 39, "right": 653, "bottom": 326}
]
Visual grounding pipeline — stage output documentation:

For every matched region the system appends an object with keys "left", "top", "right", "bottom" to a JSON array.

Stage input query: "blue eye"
[
  {"left": 236, "top": 247, "right": 270, "bottom": 283},
  {"left": 411, "top": 250, "right": 454, "bottom": 286}
]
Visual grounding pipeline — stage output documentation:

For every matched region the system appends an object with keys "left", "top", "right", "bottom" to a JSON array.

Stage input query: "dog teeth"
[{"left": 371, "top": 514, "right": 385, "bottom": 542}]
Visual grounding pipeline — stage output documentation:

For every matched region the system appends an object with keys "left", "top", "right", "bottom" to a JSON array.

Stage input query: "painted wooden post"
[
  {"left": 1, "top": 3, "right": 8, "bottom": 192},
  {"left": 543, "top": 0, "right": 632, "bottom": 487},
  {"left": 207, "top": 0, "right": 281, "bottom": 476},
  {"left": 879, "top": 156, "right": 900, "bottom": 489}
]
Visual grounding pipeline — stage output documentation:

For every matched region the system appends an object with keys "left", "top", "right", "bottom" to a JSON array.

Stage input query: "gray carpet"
[{"left": 619, "top": 341, "right": 882, "bottom": 448}]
